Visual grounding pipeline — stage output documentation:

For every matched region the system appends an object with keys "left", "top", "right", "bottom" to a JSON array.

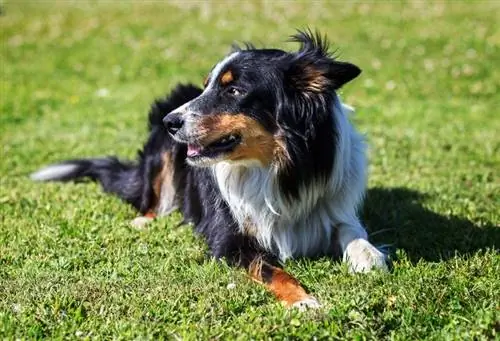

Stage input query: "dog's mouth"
[{"left": 187, "top": 133, "right": 242, "bottom": 160}]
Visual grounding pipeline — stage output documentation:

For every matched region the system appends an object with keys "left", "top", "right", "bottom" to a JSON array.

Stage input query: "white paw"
[
  {"left": 344, "top": 239, "right": 388, "bottom": 273},
  {"left": 291, "top": 297, "right": 321, "bottom": 311},
  {"left": 130, "top": 216, "right": 154, "bottom": 229}
]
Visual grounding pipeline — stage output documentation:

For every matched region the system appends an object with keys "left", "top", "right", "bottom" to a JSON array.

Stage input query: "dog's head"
[{"left": 164, "top": 30, "right": 361, "bottom": 171}]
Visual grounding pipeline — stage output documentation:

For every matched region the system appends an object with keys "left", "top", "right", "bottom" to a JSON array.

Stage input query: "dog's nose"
[{"left": 163, "top": 112, "right": 184, "bottom": 135}]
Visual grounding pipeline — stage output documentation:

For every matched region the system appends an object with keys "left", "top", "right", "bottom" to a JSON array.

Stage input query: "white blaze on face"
[
  {"left": 204, "top": 52, "right": 239, "bottom": 92},
  {"left": 167, "top": 52, "right": 240, "bottom": 119}
]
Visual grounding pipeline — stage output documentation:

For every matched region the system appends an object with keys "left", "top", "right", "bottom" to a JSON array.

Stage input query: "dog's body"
[{"left": 32, "top": 31, "right": 387, "bottom": 308}]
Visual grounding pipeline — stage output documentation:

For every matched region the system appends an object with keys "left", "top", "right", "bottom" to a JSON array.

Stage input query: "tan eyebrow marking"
[{"left": 220, "top": 70, "right": 234, "bottom": 85}]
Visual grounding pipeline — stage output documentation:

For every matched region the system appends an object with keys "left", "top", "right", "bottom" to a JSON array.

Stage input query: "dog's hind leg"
[
  {"left": 153, "top": 151, "right": 182, "bottom": 216},
  {"left": 132, "top": 147, "right": 186, "bottom": 228},
  {"left": 130, "top": 84, "right": 201, "bottom": 226},
  {"left": 131, "top": 211, "right": 157, "bottom": 228}
]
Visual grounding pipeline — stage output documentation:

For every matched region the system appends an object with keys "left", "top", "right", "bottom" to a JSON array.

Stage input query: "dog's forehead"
[
  {"left": 208, "top": 49, "right": 287, "bottom": 85},
  {"left": 208, "top": 52, "right": 239, "bottom": 85}
]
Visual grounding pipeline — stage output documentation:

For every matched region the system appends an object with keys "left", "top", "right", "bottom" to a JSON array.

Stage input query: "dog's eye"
[{"left": 227, "top": 87, "right": 243, "bottom": 97}]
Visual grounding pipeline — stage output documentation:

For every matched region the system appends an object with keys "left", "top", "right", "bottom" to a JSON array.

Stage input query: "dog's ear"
[{"left": 286, "top": 30, "right": 361, "bottom": 93}]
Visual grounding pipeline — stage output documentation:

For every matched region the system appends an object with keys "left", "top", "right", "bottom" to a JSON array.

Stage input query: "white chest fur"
[{"left": 212, "top": 100, "right": 367, "bottom": 261}]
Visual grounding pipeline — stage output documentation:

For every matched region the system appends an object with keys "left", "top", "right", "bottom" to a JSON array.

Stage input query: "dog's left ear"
[{"left": 286, "top": 30, "right": 361, "bottom": 93}]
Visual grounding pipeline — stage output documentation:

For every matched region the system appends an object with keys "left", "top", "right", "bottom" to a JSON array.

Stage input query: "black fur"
[{"left": 33, "top": 30, "right": 361, "bottom": 269}]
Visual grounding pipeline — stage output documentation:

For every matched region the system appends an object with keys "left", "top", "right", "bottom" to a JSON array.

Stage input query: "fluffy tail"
[{"left": 31, "top": 157, "right": 144, "bottom": 208}]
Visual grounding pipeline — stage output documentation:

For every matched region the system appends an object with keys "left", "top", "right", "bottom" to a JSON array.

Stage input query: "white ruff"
[{"left": 213, "top": 97, "right": 368, "bottom": 261}]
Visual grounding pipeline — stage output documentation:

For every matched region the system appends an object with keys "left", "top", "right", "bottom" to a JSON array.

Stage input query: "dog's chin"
[
  {"left": 185, "top": 154, "right": 226, "bottom": 167},
  {"left": 182, "top": 133, "right": 242, "bottom": 168}
]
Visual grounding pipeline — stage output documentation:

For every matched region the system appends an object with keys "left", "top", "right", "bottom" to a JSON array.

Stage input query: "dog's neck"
[
  {"left": 210, "top": 98, "right": 366, "bottom": 261},
  {"left": 211, "top": 97, "right": 353, "bottom": 227},
  {"left": 212, "top": 160, "right": 331, "bottom": 259}
]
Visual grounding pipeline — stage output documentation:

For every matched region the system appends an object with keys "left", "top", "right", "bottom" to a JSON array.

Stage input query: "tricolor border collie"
[{"left": 32, "top": 30, "right": 387, "bottom": 309}]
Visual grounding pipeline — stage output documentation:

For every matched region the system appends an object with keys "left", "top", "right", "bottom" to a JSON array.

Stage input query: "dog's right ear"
[{"left": 286, "top": 30, "right": 361, "bottom": 93}]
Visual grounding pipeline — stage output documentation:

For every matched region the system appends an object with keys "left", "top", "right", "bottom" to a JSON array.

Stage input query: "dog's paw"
[
  {"left": 290, "top": 296, "right": 321, "bottom": 311},
  {"left": 130, "top": 216, "right": 154, "bottom": 229},
  {"left": 344, "top": 239, "right": 388, "bottom": 273}
]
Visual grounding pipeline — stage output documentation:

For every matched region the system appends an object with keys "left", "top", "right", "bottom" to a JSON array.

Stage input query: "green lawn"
[{"left": 1, "top": 1, "right": 499, "bottom": 339}]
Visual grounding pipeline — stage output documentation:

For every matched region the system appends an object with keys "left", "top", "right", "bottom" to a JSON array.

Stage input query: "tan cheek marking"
[
  {"left": 248, "top": 257, "right": 312, "bottom": 307},
  {"left": 220, "top": 70, "right": 233, "bottom": 85},
  {"left": 198, "top": 114, "right": 288, "bottom": 166}
]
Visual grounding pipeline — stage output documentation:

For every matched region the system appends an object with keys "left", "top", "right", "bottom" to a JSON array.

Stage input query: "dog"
[{"left": 31, "top": 30, "right": 387, "bottom": 309}]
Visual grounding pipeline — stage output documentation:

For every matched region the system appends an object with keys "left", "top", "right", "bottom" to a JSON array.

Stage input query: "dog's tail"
[
  {"left": 31, "top": 83, "right": 203, "bottom": 212},
  {"left": 30, "top": 157, "right": 144, "bottom": 208}
]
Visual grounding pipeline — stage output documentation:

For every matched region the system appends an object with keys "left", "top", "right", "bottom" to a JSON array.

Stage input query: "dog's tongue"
[{"left": 187, "top": 144, "right": 202, "bottom": 157}]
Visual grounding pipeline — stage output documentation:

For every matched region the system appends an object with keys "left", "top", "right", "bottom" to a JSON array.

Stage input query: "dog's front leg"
[
  {"left": 337, "top": 221, "right": 388, "bottom": 273},
  {"left": 247, "top": 256, "right": 320, "bottom": 310}
]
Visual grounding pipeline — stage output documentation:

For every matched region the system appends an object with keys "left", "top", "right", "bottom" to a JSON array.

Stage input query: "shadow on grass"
[{"left": 362, "top": 187, "right": 499, "bottom": 263}]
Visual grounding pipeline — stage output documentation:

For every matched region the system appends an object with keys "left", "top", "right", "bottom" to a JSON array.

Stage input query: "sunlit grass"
[{"left": 1, "top": 1, "right": 499, "bottom": 339}]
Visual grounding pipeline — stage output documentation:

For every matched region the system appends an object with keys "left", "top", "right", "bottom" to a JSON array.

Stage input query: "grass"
[{"left": 1, "top": 1, "right": 499, "bottom": 339}]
